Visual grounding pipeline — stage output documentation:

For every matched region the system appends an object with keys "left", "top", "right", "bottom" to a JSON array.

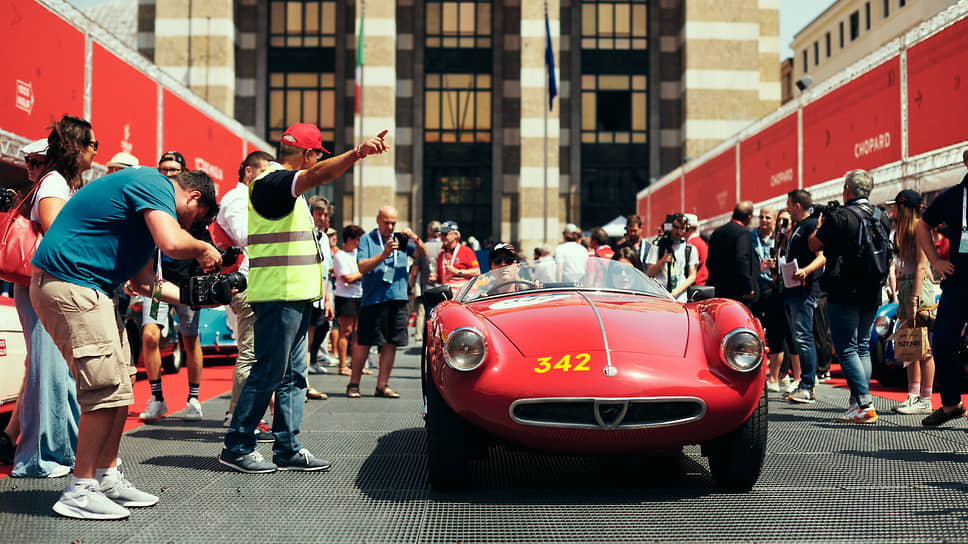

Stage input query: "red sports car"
[{"left": 422, "top": 259, "right": 767, "bottom": 490}]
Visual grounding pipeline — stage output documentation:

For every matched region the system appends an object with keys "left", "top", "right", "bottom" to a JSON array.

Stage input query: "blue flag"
[{"left": 545, "top": 9, "right": 557, "bottom": 111}]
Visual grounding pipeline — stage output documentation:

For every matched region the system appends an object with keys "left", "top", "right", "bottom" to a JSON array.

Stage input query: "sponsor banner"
[
  {"left": 90, "top": 44, "right": 157, "bottom": 168},
  {"left": 162, "top": 90, "right": 244, "bottom": 198},
  {"left": 802, "top": 57, "right": 901, "bottom": 187},
  {"left": 648, "top": 180, "right": 681, "bottom": 235},
  {"left": 1, "top": 1, "right": 85, "bottom": 138},
  {"left": 907, "top": 17, "right": 968, "bottom": 157},
  {"left": 684, "top": 149, "right": 735, "bottom": 220},
  {"left": 740, "top": 114, "right": 798, "bottom": 203}
]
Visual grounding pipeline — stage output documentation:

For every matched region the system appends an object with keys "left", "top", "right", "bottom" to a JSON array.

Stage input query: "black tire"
[
  {"left": 425, "top": 369, "right": 469, "bottom": 491},
  {"left": 705, "top": 388, "right": 768, "bottom": 491},
  {"left": 871, "top": 337, "right": 905, "bottom": 388},
  {"left": 162, "top": 346, "right": 183, "bottom": 374}
]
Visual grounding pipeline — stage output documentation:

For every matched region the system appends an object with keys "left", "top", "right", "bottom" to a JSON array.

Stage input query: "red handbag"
[{"left": 0, "top": 181, "right": 43, "bottom": 285}]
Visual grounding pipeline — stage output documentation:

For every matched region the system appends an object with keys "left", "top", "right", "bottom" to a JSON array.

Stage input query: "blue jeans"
[
  {"left": 223, "top": 300, "right": 311, "bottom": 457},
  {"left": 931, "top": 283, "right": 968, "bottom": 407},
  {"left": 784, "top": 289, "right": 817, "bottom": 390},
  {"left": 12, "top": 284, "right": 80, "bottom": 477},
  {"left": 826, "top": 302, "right": 876, "bottom": 407}
]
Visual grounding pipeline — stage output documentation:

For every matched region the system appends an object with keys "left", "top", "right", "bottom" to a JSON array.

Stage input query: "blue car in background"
[{"left": 173, "top": 306, "right": 238, "bottom": 360}]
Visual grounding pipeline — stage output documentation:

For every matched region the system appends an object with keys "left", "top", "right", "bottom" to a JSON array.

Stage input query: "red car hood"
[{"left": 472, "top": 292, "right": 689, "bottom": 358}]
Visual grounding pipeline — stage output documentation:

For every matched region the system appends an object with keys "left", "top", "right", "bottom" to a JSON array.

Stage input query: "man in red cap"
[{"left": 220, "top": 123, "right": 388, "bottom": 474}]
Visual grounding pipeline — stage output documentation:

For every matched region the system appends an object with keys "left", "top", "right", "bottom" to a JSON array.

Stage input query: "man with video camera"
[
  {"left": 809, "top": 169, "right": 891, "bottom": 424},
  {"left": 645, "top": 213, "right": 698, "bottom": 302}
]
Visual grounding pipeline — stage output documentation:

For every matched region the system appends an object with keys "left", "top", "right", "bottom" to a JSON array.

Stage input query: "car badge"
[{"left": 593, "top": 399, "right": 628, "bottom": 429}]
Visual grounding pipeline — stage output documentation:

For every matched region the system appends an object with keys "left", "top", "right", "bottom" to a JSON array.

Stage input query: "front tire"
[
  {"left": 425, "top": 370, "right": 469, "bottom": 491},
  {"left": 705, "top": 388, "right": 768, "bottom": 491}
]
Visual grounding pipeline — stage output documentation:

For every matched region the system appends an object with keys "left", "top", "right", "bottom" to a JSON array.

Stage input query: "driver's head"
[{"left": 488, "top": 242, "right": 516, "bottom": 270}]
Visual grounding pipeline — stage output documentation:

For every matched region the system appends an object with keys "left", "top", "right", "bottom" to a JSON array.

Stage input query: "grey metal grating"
[{"left": 2, "top": 343, "right": 968, "bottom": 544}]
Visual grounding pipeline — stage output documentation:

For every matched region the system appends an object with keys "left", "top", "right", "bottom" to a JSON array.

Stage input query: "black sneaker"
[
  {"left": 921, "top": 405, "right": 967, "bottom": 427},
  {"left": 218, "top": 450, "right": 277, "bottom": 474},
  {"left": 273, "top": 448, "right": 331, "bottom": 472},
  {"left": 0, "top": 431, "right": 14, "bottom": 464}
]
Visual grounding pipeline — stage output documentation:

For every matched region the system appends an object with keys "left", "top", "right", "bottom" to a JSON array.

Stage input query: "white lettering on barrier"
[
  {"left": 194, "top": 157, "right": 224, "bottom": 182},
  {"left": 853, "top": 132, "right": 891, "bottom": 159},
  {"left": 15, "top": 80, "right": 34, "bottom": 115},
  {"left": 769, "top": 168, "right": 793, "bottom": 187}
]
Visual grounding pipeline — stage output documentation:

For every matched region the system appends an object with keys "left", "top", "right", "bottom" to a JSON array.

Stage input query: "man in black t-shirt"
[
  {"left": 783, "top": 189, "right": 826, "bottom": 404},
  {"left": 810, "top": 169, "right": 891, "bottom": 424},
  {"left": 914, "top": 149, "right": 968, "bottom": 427}
]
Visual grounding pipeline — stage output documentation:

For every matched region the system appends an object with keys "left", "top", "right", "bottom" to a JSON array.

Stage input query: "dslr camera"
[
  {"left": 655, "top": 213, "right": 684, "bottom": 257},
  {"left": 182, "top": 246, "right": 247, "bottom": 307},
  {"left": 0, "top": 188, "right": 18, "bottom": 213},
  {"left": 810, "top": 200, "right": 840, "bottom": 218},
  {"left": 392, "top": 231, "right": 409, "bottom": 250}
]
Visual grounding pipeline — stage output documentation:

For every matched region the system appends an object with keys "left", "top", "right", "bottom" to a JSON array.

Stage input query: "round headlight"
[
  {"left": 720, "top": 329, "right": 764, "bottom": 372},
  {"left": 874, "top": 315, "right": 892, "bottom": 337},
  {"left": 443, "top": 327, "right": 487, "bottom": 371}
]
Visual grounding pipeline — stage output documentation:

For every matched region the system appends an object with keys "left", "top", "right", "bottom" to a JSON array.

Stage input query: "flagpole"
[
  {"left": 543, "top": 1, "right": 549, "bottom": 244},
  {"left": 356, "top": 1, "right": 365, "bottom": 225}
]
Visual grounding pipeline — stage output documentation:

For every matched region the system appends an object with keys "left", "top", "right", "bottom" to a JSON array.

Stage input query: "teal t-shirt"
[{"left": 31, "top": 167, "right": 177, "bottom": 294}]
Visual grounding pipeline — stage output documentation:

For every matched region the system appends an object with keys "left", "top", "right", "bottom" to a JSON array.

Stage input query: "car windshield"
[{"left": 457, "top": 259, "right": 671, "bottom": 302}]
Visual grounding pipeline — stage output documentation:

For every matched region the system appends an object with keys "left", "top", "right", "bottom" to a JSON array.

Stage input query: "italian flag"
[{"left": 354, "top": 10, "right": 364, "bottom": 115}]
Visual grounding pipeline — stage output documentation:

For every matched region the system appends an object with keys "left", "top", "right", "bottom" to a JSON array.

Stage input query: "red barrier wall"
[
  {"left": 90, "top": 44, "right": 157, "bottom": 168},
  {"left": 907, "top": 16, "right": 968, "bottom": 157},
  {"left": 648, "top": 180, "right": 681, "bottom": 235},
  {"left": 683, "top": 149, "right": 735, "bottom": 220},
  {"left": 740, "top": 114, "right": 798, "bottom": 203}
]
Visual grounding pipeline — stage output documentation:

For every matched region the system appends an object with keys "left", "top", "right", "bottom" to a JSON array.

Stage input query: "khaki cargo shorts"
[{"left": 31, "top": 270, "right": 133, "bottom": 412}]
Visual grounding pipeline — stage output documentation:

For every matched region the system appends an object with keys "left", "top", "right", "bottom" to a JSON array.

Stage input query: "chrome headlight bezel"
[
  {"left": 720, "top": 328, "right": 764, "bottom": 373},
  {"left": 874, "top": 315, "right": 892, "bottom": 337},
  {"left": 442, "top": 327, "right": 487, "bottom": 372}
]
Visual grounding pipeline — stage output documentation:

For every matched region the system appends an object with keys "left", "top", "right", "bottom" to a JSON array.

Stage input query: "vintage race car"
[{"left": 422, "top": 259, "right": 767, "bottom": 491}]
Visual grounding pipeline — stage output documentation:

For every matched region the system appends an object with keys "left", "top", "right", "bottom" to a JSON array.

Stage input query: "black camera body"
[
  {"left": 0, "top": 188, "right": 18, "bottom": 213},
  {"left": 182, "top": 246, "right": 247, "bottom": 307},
  {"left": 810, "top": 200, "right": 840, "bottom": 218},
  {"left": 655, "top": 213, "right": 682, "bottom": 257},
  {"left": 393, "top": 232, "right": 409, "bottom": 249}
]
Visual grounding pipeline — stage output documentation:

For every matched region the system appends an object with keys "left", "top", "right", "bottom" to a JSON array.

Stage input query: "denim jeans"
[
  {"left": 931, "top": 283, "right": 968, "bottom": 407},
  {"left": 223, "top": 300, "right": 311, "bottom": 457},
  {"left": 12, "top": 284, "right": 80, "bottom": 477},
  {"left": 826, "top": 302, "right": 876, "bottom": 407},
  {"left": 784, "top": 289, "right": 817, "bottom": 390}
]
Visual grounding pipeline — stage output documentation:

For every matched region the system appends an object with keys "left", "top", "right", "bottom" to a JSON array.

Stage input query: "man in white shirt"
[
  {"left": 532, "top": 245, "right": 556, "bottom": 284},
  {"left": 554, "top": 223, "right": 588, "bottom": 283},
  {"left": 645, "top": 214, "right": 699, "bottom": 301}
]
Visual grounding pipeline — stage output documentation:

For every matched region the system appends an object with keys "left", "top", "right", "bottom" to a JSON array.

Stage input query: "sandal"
[
  {"left": 374, "top": 386, "right": 400, "bottom": 399},
  {"left": 307, "top": 387, "right": 328, "bottom": 400},
  {"left": 346, "top": 383, "right": 361, "bottom": 398},
  {"left": 338, "top": 367, "right": 351, "bottom": 376},
  {"left": 361, "top": 368, "right": 374, "bottom": 375}
]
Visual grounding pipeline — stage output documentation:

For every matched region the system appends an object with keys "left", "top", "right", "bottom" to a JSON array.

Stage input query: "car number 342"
[{"left": 534, "top": 353, "right": 591, "bottom": 373}]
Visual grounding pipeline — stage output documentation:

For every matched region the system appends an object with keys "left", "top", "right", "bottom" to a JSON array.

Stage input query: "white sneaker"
[
  {"left": 99, "top": 471, "right": 159, "bottom": 507},
  {"left": 766, "top": 381, "right": 780, "bottom": 393},
  {"left": 780, "top": 375, "right": 793, "bottom": 385},
  {"left": 222, "top": 411, "right": 232, "bottom": 428},
  {"left": 53, "top": 479, "right": 130, "bottom": 519},
  {"left": 892, "top": 393, "right": 919, "bottom": 413},
  {"left": 184, "top": 398, "right": 203, "bottom": 421},
  {"left": 139, "top": 397, "right": 167, "bottom": 421},
  {"left": 782, "top": 380, "right": 800, "bottom": 394},
  {"left": 307, "top": 362, "right": 328, "bottom": 375},
  {"left": 46, "top": 464, "right": 71, "bottom": 478},
  {"left": 896, "top": 396, "right": 933, "bottom": 415}
]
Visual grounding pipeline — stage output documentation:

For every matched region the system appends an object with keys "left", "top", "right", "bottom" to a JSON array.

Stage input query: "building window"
[
  {"left": 839, "top": 21, "right": 845, "bottom": 48},
  {"left": 850, "top": 11, "right": 860, "bottom": 41},
  {"left": 268, "top": 0, "right": 337, "bottom": 48},
  {"left": 813, "top": 41, "right": 819, "bottom": 66},
  {"left": 825, "top": 32, "right": 831, "bottom": 57},
  {"left": 865, "top": 2, "right": 871, "bottom": 30},
  {"left": 424, "top": 73, "right": 492, "bottom": 143},
  {"left": 581, "top": 0, "right": 648, "bottom": 50},
  {"left": 581, "top": 74, "right": 647, "bottom": 144},
  {"left": 425, "top": 0, "right": 492, "bottom": 48},
  {"left": 899, "top": 0, "right": 906, "bottom": 7},
  {"left": 268, "top": 72, "right": 335, "bottom": 143},
  {"left": 802, "top": 50, "right": 808, "bottom": 73},
  {"left": 883, "top": 0, "right": 890, "bottom": 18}
]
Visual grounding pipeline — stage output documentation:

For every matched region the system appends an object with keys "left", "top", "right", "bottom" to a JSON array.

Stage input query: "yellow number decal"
[
  {"left": 534, "top": 357, "right": 552, "bottom": 373},
  {"left": 553, "top": 354, "right": 572, "bottom": 372},
  {"left": 574, "top": 353, "right": 591, "bottom": 371}
]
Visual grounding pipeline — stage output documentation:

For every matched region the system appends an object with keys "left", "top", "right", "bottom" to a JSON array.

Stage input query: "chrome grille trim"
[{"left": 509, "top": 396, "right": 707, "bottom": 430}]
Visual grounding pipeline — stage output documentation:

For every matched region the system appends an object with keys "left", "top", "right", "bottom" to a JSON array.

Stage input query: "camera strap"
[{"left": 150, "top": 249, "right": 162, "bottom": 320}]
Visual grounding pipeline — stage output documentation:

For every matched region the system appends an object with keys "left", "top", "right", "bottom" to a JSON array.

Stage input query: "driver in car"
[{"left": 479, "top": 243, "right": 536, "bottom": 296}]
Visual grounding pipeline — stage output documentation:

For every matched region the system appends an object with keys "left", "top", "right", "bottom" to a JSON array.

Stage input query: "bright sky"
[{"left": 780, "top": 0, "right": 838, "bottom": 60}]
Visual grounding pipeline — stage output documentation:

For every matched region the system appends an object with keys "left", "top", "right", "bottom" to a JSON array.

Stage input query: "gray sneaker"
[
  {"left": 100, "top": 471, "right": 159, "bottom": 507},
  {"left": 53, "top": 480, "right": 131, "bottom": 520},
  {"left": 219, "top": 450, "right": 277, "bottom": 473},
  {"left": 788, "top": 388, "right": 816, "bottom": 404},
  {"left": 273, "top": 448, "right": 331, "bottom": 472}
]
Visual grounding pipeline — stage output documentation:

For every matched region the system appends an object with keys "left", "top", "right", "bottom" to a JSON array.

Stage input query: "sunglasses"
[
  {"left": 493, "top": 255, "right": 515, "bottom": 265},
  {"left": 88, "top": 140, "right": 99, "bottom": 151},
  {"left": 159, "top": 166, "right": 183, "bottom": 175},
  {"left": 25, "top": 157, "right": 45, "bottom": 168}
]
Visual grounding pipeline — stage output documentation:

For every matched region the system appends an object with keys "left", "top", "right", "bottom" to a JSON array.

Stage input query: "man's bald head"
[{"left": 732, "top": 200, "right": 755, "bottom": 225}]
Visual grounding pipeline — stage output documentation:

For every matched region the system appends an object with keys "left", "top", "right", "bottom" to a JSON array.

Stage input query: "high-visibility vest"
[{"left": 246, "top": 163, "right": 323, "bottom": 302}]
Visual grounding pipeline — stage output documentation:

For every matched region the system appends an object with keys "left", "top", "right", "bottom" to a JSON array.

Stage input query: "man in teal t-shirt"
[{"left": 30, "top": 167, "right": 220, "bottom": 520}]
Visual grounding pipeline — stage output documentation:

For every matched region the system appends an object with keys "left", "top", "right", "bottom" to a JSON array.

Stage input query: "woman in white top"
[
  {"left": 333, "top": 225, "right": 365, "bottom": 376},
  {"left": 10, "top": 116, "right": 95, "bottom": 478}
]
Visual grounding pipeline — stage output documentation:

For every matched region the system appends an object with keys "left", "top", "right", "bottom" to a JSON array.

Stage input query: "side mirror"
[
  {"left": 687, "top": 285, "right": 715, "bottom": 302},
  {"left": 423, "top": 285, "right": 454, "bottom": 309}
]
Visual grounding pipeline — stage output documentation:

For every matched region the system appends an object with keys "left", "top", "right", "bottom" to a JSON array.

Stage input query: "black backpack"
[{"left": 845, "top": 205, "right": 891, "bottom": 284}]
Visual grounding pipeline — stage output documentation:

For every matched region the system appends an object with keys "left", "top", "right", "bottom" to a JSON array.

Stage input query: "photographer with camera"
[
  {"left": 809, "top": 170, "right": 891, "bottom": 424},
  {"left": 645, "top": 213, "right": 698, "bottom": 302},
  {"left": 707, "top": 201, "right": 758, "bottom": 305}
]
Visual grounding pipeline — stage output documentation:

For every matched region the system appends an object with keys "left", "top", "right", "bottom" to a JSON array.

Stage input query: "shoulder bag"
[{"left": 0, "top": 181, "right": 44, "bottom": 285}]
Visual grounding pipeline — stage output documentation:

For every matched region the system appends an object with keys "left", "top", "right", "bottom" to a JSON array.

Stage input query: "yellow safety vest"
[{"left": 246, "top": 163, "right": 323, "bottom": 302}]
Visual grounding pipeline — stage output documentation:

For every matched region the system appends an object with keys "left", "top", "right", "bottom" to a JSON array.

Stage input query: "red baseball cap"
[{"left": 281, "top": 123, "right": 330, "bottom": 154}]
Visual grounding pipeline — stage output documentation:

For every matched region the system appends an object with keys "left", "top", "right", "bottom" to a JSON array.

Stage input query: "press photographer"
[
  {"left": 645, "top": 213, "right": 698, "bottom": 302},
  {"left": 182, "top": 245, "right": 247, "bottom": 307},
  {"left": 809, "top": 169, "right": 892, "bottom": 423}
]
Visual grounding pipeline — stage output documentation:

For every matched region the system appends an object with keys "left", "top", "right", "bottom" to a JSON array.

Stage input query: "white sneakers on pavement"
[
  {"left": 139, "top": 397, "right": 167, "bottom": 422},
  {"left": 895, "top": 394, "right": 933, "bottom": 415},
  {"left": 184, "top": 398, "right": 203, "bottom": 421},
  {"left": 54, "top": 479, "right": 131, "bottom": 520},
  {"left": 99, "top": 470, "right": 159, "bottom": 507}
]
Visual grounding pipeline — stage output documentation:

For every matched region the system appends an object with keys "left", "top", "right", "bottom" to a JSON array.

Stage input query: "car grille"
[{"left": 509, "top": 398, "right": 706, "bottom": 430}]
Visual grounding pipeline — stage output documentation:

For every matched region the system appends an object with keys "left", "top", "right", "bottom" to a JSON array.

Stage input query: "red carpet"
[{"left": 0, "top": 364, "right": 235, "bottom": 479}]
